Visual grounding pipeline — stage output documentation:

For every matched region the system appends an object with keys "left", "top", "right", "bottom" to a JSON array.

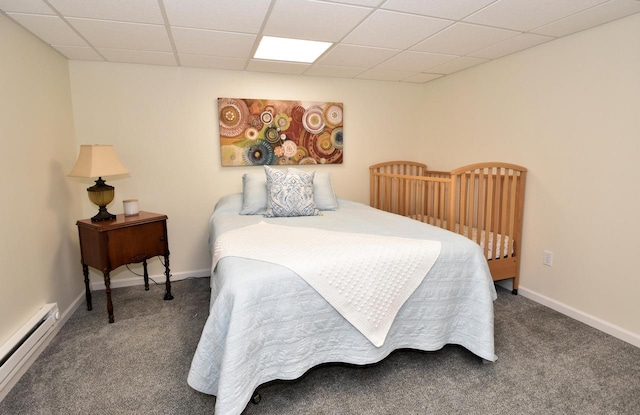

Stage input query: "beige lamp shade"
[
  {"left": 68, "top": 144, "right": 129, "bottom": 178},
  {"left": 68, "top": 145, "right": 129, "bottom": 222}
]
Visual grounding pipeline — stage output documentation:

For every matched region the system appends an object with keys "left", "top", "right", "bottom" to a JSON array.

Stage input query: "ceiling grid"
[{"left": 1, "top": 0, "right": 638, "bottom": 83}]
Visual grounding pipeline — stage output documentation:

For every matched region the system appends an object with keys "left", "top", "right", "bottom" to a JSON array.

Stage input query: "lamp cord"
[{"left": 124, "top": 255, "right": 171, "bottom": 285}]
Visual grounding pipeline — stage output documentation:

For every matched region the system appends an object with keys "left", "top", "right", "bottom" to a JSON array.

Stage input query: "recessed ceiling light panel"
[{"left": 254, "top": 36, "right": 332, "bottom": 63}]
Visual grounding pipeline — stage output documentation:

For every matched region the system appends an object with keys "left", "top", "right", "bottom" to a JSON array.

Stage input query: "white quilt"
[
  {"left": 188, "top": 194, "right": 497, "bottom": 415},
  {"left": 212, "top": 222, "right": 441, "bottom": 347}
]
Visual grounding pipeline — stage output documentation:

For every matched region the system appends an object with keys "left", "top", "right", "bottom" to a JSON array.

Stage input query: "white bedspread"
[
  {"left": 212, "top": 222, "right": 441, "bottom": 347},
  {"left": 188, "top": 194, "right": 497, "bottom": 415}
]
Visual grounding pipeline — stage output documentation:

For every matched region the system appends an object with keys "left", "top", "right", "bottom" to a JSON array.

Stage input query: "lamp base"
[
  {"left": 91, "top": 206, "right": 116, "bottom": 222},
  {"left": 87, "top": 178, "right": 117, "bottom": 222}
]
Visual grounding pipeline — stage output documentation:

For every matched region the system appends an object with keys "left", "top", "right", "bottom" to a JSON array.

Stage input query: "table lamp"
[{"left": 68, "top": 145, "right": 129, "bottom": 222}]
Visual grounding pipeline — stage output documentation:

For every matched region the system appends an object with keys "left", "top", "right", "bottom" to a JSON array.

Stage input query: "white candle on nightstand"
[{"left": 123, "top": 199, "right": 139, "bottom": 216}]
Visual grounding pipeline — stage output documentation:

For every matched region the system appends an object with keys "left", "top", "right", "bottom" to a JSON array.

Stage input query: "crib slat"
[
  {"left": 474, "top": 172, "right": 481, "bottom": 239},
  {"left": 500, "top": 172, "right": 510, "bottom": 259},
  {"left": 508, "top": 171, "right": 522, "bottom": 256},
  {"left": 420, "top": 179, "right": 427, "bottom": 222},
  {"left": 493, "top": 169, "right": 504, "bottom": 260},
  {"left": 459, "top": 173, "right": 468, "bottom": 234},
  {"left": 483, "top": 168, "right": 494, "bottom": 260}
]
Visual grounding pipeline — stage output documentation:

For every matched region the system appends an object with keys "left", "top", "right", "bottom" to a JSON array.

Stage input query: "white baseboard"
[
  {"left": 1, "top": 272, "right": 210, "bottom": 403},
  {"left": 518, "top": 286, "right": 640, "bottom": 349},
  {"left": 89, "top": 269, "right": 210, "bottom": 291},
  {"left": 0, "top": 294, "right": 83, "bottom": 402}
]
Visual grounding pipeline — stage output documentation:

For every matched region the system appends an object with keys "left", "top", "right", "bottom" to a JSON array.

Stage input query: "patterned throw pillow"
[{"left": 264, "top": 166, "right": 320, "bottom": 217}]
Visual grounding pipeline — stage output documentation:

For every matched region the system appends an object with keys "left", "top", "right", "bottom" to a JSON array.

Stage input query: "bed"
[
  {"left": 370, "top": 161, "right": 527, "bottom": 294},
  {"left": 187, "top": 168, "right": 498, "bottom": 415}
]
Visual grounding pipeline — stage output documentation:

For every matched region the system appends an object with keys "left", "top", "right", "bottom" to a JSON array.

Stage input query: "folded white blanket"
[{"left": 213, "top": 222, "right": 441, "bottom": 346}]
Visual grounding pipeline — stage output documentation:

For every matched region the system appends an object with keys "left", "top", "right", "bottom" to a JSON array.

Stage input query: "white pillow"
[
  {"left": 240, "top": 171, "right": 338, "bottom": 214},
  {"left": 264, "top": 166, "right": 320, "bottom": 218},
  {"left": 290, "top": 168, "right": 338, "bottom": 211},
  {"left": 239, "top": 173, "right": 268, "bottom": 215}
]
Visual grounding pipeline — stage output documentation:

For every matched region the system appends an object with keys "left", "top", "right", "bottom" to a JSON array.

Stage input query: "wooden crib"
[{"left": 370, "top": 161, "right": 527, "bottom": 294}]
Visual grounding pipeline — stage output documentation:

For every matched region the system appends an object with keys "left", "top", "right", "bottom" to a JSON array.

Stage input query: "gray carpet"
[{"left": 1, "top": 277, "right": 638, "bottom": 414}]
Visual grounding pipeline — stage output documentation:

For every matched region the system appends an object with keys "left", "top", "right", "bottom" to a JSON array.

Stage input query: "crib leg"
[
  {"left": 511, "top": 288, "right": 518, "bottom": 295},
  {"left": 251, "top": 391, "right": 261, "bottom": 405}
]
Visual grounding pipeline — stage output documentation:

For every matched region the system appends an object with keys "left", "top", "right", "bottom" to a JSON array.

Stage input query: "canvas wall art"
[{"left": 218, "top": 98, "right": 343, "bottom": 166}]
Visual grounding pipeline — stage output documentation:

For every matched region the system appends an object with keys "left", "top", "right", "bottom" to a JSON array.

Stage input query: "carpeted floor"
[{"left": 1, "top": 277, "right": 638, "bottom": 414}]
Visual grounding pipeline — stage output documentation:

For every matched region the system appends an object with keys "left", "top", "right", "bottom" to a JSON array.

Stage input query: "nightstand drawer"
[{"left": 107, "top": 221, "right": 167, "bottom": 269}]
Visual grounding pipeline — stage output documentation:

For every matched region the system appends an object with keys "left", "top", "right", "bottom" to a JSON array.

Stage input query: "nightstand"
[{"left": 76, "top": 211, "right": 173, "bottom": 323}]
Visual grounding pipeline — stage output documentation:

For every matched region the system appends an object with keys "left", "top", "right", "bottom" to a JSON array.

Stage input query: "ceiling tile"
[
  {"left": 427, "top": 56, "right": 488, "bottom": 74},
  {"left": 318, "top": 44, "right": 399, "bottom": 68},
  {"left": 7, "top": 13, "right": 88, "bottom": 46},
  {"left": 376, "top": 50, "right": 457, "bottom": 72},
  {"left": 343, "top": 9, "right": 453, "bottom": 49},
  {"left": 327, "top": 0, "right": 383, "bottom": 6},
  {"left": 412, "top": 22, "right": 519, "bottom": 56},
  {"left": 401, "top": 72, "right": 443, "bottom": 83},
  {"left": 52, "top": 45, "right": 104, "bottom": 60},
  {"left": 304, "top": 64, "right": 365, "bottom": 78},
  {"left": 172, "top": 27, "right": 256, "bottom": 58},
  {"left": 47, "top": 0, "right": 164, "bottom": 24},
  {"left": 247, "top": 59, "right": 311, "bottom": 75},
  {"left": 469, "top": 33, "right": 553, "bottom": 59},
  {"left": 0, "top": 0, "right": 54, "bottom": 14},
  {"left": 3, "top": 0, "right": 640, "bottom": 84},
  {"left": 263, "top": 0, "right": 372, "bottom": 42},
  {"left": 381, "top": 0, "right": 496, "bottom": 20},
  {"left": 66, "top": 18, "right": 172, "bottom": 52},
  {"left": 532, "top": 0, "right": 640, "bottom": 37},
  {"left": 179, "top": 54, "right": 247, "bottom": 70},
  {"left": 464, "top": 0, "right": 609, "bottom": 31},
  {"left": 355, "top": 68, "right": 416, "bottom": 81},
  {"left": 98, "top": 48, "right": 177, "bottom": 66},
  {"left": 163, "top": 0, "right": 271, "bottom": 33}
]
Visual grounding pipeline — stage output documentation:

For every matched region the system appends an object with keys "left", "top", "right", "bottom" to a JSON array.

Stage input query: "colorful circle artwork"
[
  {"left": 274, "top": 114, "right": 292, "bottom": 131},
  {"left": 219, "top": 98, "right": 250, "bottom": 138},
  {"left": 245, "top": 127, "right": 259, "bottom": 140},
  {"left": 331, "top": 127, "right": 343, "bottom": 150},
  {"left": 260, "top": 111, "right": 274, "bottom": 125},
  {"left": 302, "top": 106, "right": 325, "bottom": 134},
  {"left": 282, "top": 140, "right": 297, "bottom": 158},
  {"left": 243, "top": 140, "right": 275, "bottom": 166},
  {"left": 218, "top": 98, "right": 344, "bottom": 166},
  {"left": 324, "top": 103, "right": 343, "bottom": 128},
  {"left": 299, "top": 157, "right": 318, "bottom": 165},
  {"left": 264, "top": 127, "right": 281, "bottom": 144}
]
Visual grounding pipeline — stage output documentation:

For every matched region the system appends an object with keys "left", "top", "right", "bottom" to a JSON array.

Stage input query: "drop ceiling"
[{"left": 1, "top": 0, "right": 639, "bottom": 83}]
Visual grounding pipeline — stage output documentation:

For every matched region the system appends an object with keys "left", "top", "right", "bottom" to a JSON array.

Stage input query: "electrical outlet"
[{"left": 543, "top": 250, "right": 553, "bottom": 267}]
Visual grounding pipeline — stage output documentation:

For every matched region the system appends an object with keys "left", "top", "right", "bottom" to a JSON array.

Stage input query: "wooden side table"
[{"left": 76, "top": 211, "right": 173, "bottom": 323}]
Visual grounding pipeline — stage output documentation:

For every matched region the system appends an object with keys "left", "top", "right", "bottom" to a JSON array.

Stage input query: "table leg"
[
  {"left": 82, "top": 264, "right": 92, "bottom": 311},
  {"left": 163, "top": 253, "right": 173, "bottom": 301},
  {"left": 143, "top": 259, "right": 150, "bottom": 291},
  {"left": 104, "top": 271, "right": 114, "bottom": 323}
]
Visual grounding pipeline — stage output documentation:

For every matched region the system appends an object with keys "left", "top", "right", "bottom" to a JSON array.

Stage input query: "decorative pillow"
[
  {"left": 239, "top": 173, "right": 268, "bottom": 215},
  {"left": 264, "top": 166, "right": 320, "bottom": 217},
  {"left": 240, "top": 170, "right": 338, "bottom": 214},
  {"left": 290, "top": 168, "right": 338, "bottom": 211}
]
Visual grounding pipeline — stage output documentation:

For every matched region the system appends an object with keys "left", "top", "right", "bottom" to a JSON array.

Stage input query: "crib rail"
[{"left": 370, "top": 161, "right": 527, "bottom": 290}]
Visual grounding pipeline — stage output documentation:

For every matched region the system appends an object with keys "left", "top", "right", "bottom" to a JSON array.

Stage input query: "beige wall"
[
  {"left": 2, "top": 8, "right": 638, "bottom": 348},
  {"left": 67, "top": 62, "right": 426, "bottom": 282},
  {"left": 419, "top": 13, "right": 640, "bottom": 336},
  {"left": 0, "top": 14, "right": 83, "bottom": 346}
]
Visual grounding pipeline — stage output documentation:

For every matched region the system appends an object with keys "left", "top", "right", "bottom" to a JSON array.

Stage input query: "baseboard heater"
[{"left": 0, "top": 303, "right": 59, "bottom": 401}]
